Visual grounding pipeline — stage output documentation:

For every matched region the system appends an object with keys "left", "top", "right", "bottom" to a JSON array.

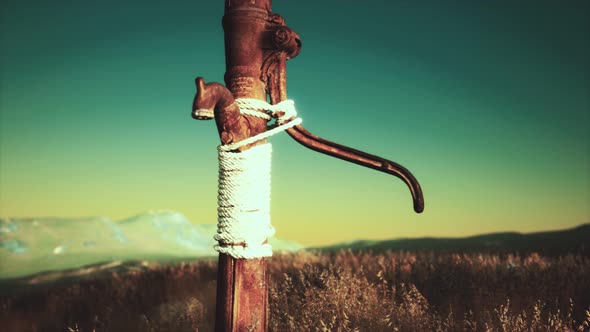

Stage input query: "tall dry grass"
[
  {"left": 268, "top": 251, "right": 590, "bottom": 331},
  {"left": 1, "top": 251, "right": 589, "bottom": 331}
]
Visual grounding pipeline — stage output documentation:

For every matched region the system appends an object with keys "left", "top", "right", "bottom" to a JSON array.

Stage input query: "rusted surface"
[
  {"left": 215, "top": 254, "right": 234, "bottom": 332},
  {"left": 215, "top": 255, "right": 268, "bottom": 332},
  {"left": 191, "top": 0, "right": 425, "bottom": 330},
  {"left": 192, "top": 77, "right": 254, "bottom": 151}
]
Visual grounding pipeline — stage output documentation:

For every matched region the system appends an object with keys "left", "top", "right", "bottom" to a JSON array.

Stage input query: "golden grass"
[{"left": 1, "top": 251, "right": 589, "bottom": 331}]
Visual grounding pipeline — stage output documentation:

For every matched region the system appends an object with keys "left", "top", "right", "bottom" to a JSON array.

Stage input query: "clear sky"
[{"left": 1, "top": 0, "right": 588, "bottom": 246}]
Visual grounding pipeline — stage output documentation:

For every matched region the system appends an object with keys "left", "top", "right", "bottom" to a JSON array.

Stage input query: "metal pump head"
[{"left": 191, "top": 5, "right": 424, "bottom": 213}]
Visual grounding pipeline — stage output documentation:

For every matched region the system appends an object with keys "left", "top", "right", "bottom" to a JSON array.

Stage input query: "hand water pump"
[{"left": 191, "top": 1, "right": 424, "bottom": 330}]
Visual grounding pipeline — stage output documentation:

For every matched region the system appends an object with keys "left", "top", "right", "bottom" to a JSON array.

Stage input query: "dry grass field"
[{"left": 1, "top": 250, "right": 589, "bottom": 331}]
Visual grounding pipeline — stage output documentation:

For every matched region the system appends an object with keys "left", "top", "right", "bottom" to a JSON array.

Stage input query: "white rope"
[
  {"left": 219, "top": 99, "right": 302, "bottom": 152},
  {"left": 216, "top": 143, "right": 274, "bottom": 258},
  {"left": 218, "top": 118, "right": 302, "bottom": 152},
  {"left": 214, "top": 98, "right": 301, "bottom": 259}
]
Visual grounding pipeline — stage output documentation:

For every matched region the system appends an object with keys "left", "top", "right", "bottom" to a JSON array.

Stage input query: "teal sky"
[{"left": 1, "top": 0, "right": 589, "bottom": 246}]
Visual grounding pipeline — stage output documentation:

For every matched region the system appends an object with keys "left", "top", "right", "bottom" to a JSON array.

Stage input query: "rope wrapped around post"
[{"left": 214, "top": 99, "right": 301, "bottom": 259}]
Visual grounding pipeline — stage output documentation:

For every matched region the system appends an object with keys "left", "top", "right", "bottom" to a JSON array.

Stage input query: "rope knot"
[
  {"left": 219, "top": 99, "right": 302, "bottom": 152},
  {"left": 234, "top": 98, "right": 297, "bottom": 125}
]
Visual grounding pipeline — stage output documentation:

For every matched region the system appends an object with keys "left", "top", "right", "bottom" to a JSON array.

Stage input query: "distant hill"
[
  {"left": 2, "top": 211, "right": 587, "bottom": 283},
  {"left": 0, "top": 211, "right": 302, "bottom": 279},
  {"left": 316, "top": 224, "right": 590, "bottom": 256}
]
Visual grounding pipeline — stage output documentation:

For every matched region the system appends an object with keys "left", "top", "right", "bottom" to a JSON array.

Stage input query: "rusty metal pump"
[
  {"left": 192, "top": 4, "right": 424, "bottom": 213},
  {"left": 191, "top": 1, "right": 424, "bottom": 331}
]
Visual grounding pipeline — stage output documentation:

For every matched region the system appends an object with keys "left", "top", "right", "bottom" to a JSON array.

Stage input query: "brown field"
[{"left": 1, "top": 250, "right": 589, "bottom": 331}]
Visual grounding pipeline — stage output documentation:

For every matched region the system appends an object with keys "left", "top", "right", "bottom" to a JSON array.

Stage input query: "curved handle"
[
  {"left": 260, "top": 14, "right": 425, "bottom": 213},
  {"left": 285, "top": 124, "right": 424, "bottom": 213}
]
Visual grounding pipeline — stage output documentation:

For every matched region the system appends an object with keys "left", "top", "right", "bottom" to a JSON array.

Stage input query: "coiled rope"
[{"left": 215, "top": 99, "right": 301, "bottom": 259}]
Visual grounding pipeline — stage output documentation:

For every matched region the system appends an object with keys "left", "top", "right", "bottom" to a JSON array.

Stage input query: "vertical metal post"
[{"left": 216, "top": 1, "right": 272, "bottom": 331}]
